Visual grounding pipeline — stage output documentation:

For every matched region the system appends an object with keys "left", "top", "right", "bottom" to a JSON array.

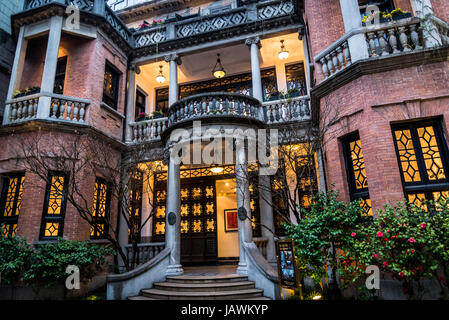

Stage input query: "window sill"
[{"left": 100, "top": 102, "right": 125, "bottom": 120}]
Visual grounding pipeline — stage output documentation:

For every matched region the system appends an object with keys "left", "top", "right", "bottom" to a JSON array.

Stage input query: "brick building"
[{"left": 0, "top": 0, "right": 448, "bottom": 299}]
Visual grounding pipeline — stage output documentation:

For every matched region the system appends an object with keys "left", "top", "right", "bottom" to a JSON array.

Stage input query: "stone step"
[
  {"left": 153, "top": 281, "right": 255, "bottom": 292},
  {"left": 166, "top": 274, "right": 248, "bottom": 284},
  {"left": 141, "top": 288, "right": 264, "bottom": 300}
]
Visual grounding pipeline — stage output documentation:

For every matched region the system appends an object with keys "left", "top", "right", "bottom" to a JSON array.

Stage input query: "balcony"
[
  {"left": 4, "top": 93, "right": 90, "bottom": 125},
  {"left": 128, "top": 93, "right": 311, "bottom": 144},
  {"left": 19, "top": 0, "right": 298, "bottom": 51},
  {"left": 314, "top": 15, "right": 449, "bottom": 81}
]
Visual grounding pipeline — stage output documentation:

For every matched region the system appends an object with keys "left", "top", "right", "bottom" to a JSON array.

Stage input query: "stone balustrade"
[
  {"left": 264, "top": 96, "right": 311, "bottom": 124},
  {"left": 364, "top": 19, "right": 422, "bottom": 58},
  {"left": 5, "top": 94, "right": 40, "bottom": 123},
  {"left": 167, "top": 92, "right": 264, "bottom": 128},
  {"left": 315, "top": 16, "right": 449, "bottom": 80},
  {"left": 125, "top": 242, "right": 165, "bottom": 268},
  {"left": 253, "top": 237, "right": 268, "bottom": 260},
  {"left": 129, "top": 117, "right": 168, "bottom": 143},
  {"left": 49, "top": 95, "right": 90, "bottom": 123},
  {"left": 4, "top": 93, "right": 90, "bottom": 125}
]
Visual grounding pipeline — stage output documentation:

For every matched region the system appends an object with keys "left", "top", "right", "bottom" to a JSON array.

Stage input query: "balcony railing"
[
  {"left": 124, "top": 242, "right": 165, "bottom": 268},
  {"left": 167, "top": 92, "right": 264, "bottom": 128},
  {"left": 315, "top": 16, "right": 449, "bottom": 80},
  {"left": 129, "top": 117, "right": 168, "bottom": 143},
  {"left": 253, "top": 237, "right": 268, "bottom": 259},
  {"left": 4, "top": 93, "right": 90, "bottom": 125},
  {"left": 21, "top": 0, "right": 296, "bottom": 50},
  {"left": 264, "top": 95, "right": 311, "bottom": 124}
]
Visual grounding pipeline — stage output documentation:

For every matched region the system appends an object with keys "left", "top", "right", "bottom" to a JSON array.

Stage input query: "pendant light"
[
  {"left": 278, "top": 40, "right": 289, "bottom": 60},
  {"left": 155, "top": 65, "right": 166, "bottom": 83},
  {"left": 212, "top": 53, "right": 226, "bottom": 79},
  {"left": 210, "top": 165, "right": 224, "bottom": 174}
]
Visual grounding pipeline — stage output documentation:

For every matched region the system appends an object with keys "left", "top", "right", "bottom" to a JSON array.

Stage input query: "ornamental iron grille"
[
  {"left": 40, "top": 172, "right": 69, "bottom": 240},
  {"left": 285, "top": 62, "right": 307, "bottom": 97},
  {"left": 342, "top": 133, "right": 373, "bottom": 217},
  {"left": 90, "top": 178, "right": 112, "bottom": 239},
  {"left": 392, "top": 120, "right": 449, "bottom": 210},
  {"left": 0, "top": 173, "right": 25, "bottom": 236},
  {"left": 128, "top": 172, "right": 143, "bottom": 242}
]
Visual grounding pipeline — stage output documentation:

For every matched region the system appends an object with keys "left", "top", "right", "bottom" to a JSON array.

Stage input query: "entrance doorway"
[{"left": 152, "top": 165, "right": 261, "bottom": 265}]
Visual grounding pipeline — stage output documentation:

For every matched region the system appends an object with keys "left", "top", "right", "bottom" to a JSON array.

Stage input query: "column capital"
[
  {"left": 130, "top": 63, "right": 140, "bottom": 74},
  {"left": 245, "top": 36, "right": 261, "bottom": 49},
  {"left": 164, "top": 53, "right": 182, "bottom": 65}
]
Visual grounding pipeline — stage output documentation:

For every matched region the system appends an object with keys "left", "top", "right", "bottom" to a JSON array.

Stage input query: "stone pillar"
[
  {"left": 37, "top": 15, "right": 63, "bottom": 119},
  {"left": 93, "top": 0, "right": 106, "bottom": 16},
  {"left": 338, "top": 0, "right": 369, "bottom": 62},
  {"left": 258, "top": 173, "right": 276, "bottom": 266},
  {"left": 125, "top": 65, "right": 137, "bottom": 142},
  {"left": 299, "top": 27, "right": 311, "bottom": 95},
  {"left": 235, "top": 138, "right": 253, "bottom": 275},
  {"left": 410, "top": 0, "right": 442, "bottom": 48},
  {"left": 164, "top": 54, "right": 182, "bottom": 107},
  {"left": 3, "top": 26, "right": 28, "bottom": 125},
  {"left": 245, "top": 37, "right": 263, "bottom": 102},
  {"left": 164, "top": 146, "right": 183, "bottom": 275},
  {"left": 118, "top": 173, "right": 130, "bottom": 270}
]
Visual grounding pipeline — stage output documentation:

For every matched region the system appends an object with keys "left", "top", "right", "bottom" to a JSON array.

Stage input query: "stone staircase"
[{"left": 128, "top": 274, "right": 271, "bottom": 300}]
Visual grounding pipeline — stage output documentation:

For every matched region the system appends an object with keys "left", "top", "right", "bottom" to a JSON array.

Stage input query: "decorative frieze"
[
  {"left": 257, "top": 0, "right": 295, "bottom": 20},
  {"left": 134, "top": 28, "right": 167, "bottom": 47},
  {"left": 175, "top": 9, "right": 247, "bottom": 38}
]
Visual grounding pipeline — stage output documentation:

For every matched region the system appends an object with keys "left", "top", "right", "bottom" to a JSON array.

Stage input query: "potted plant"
[
  {"left": 12, "top": 86, "right": 40, "bottom": 99},
  {"left": 136, "top": 112, "right": 150, "bottom": 122},
  {"left": 362, "top": 9, "right": 411, "bottom": 26},
  {"left": 389, "top": 8, "right": 412, "bottom": 21},
  {"left": 137, "top": 21, "right": 150, "bottom": 30},
  {"left": 152, "top": 110, "right": 164, "bottom": 119}
]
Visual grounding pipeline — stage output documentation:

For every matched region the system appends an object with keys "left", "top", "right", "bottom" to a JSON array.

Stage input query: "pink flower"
[
  {"left": 383, "top": 261, "right": 389, "bottom": 267},
  {"left": 373, "top": 253, "right": 378, "bottom": 259},
  {"left": 420, "top": 223, "right": 427, "bottom": 229},
  {"left": 399, "top": 272, "right": 405, "bottom": 278},
  {"left": 351, "top": 232, "right": 356, "bottom": 237},
  {"left": 418, "top": 265, "right": 423, "bottom": 271},
  {"left": 410, "top": 249, "right": 415, "bottom": 254},
  {"left": 412, "top": 269, "right": 417, "bottom": 275},
  {"left": 408, "top": 238, "right": 415, "bottom": 243},
  {"left": 377, "top": 231, "right": 384, "bottom": 237}
]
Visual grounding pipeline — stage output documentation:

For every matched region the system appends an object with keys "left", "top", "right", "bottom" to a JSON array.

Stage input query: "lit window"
[
  {"left": 392, "top": 120, "right": 449, "bottom": 209},
  {"left": 0, "top": 173, "right": 25, "bottom": 236},
  {"left": 102, "top": 62, "right": 120, "bottom": 110},
  {"left": 342, "top": 133, "right": 372, "bottom": 217},
  {"left": 128, "top": 172, "right": 142, "bottom": 242},
  {"left": 91, "top": 178, "right": 111, "bottom": 239},
  {"left": 40, "top": 173, "right": 68, "bottom": 240}
]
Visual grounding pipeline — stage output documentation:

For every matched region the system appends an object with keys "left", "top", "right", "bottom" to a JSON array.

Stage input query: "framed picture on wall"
[{"left": 224, "top": 209, "right": 238, "bottom": 232}]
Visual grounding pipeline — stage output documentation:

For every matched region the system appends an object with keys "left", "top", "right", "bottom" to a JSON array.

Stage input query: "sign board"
[{"left": 275, "top": 239, "right": 299, "bottom": 289}]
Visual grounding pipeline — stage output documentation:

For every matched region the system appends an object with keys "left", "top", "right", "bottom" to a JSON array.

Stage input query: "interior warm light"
[
  {"left": 278, "top": 40, "right": 289, "bottom": 60},
  {"left": 156, "top": 65, "right": 166, "bottom": 83},
  {"left": 210, "top": 166, "right": 224, "bottom": 174},
  {"left": 312, "top": 295, "right": 322, "bottom": 300},
  {"left": 212, "top": 53, "right": 226, "bottom": 79}
]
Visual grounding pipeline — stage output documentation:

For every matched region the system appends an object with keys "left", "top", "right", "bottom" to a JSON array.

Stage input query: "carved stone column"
[
  {"left": 258, "top": 172, "right": 276, "bottom": 266},
  {"left": 164, "top": 143, "right": 183, "bottom": 275},
  {"left": 338, "top": 0, "right": 369, "bottom": 62},
  {"left": 125, "top": 65, "right": 137, "bottom": 142},
  {"left": 235, "top": 137, "right": 253, "bottom": 275},
  {"left": 3, "top": 26, "right": 28, "bottom": 125},
  {"left": 37, "top": 15, "right": 63, "bottom": 119},
  {"left": 164, "top": 54, "right": 182, "bottom": 107},
  {"left": 245, "top": 37, "right": 263, "bottom": 103}
]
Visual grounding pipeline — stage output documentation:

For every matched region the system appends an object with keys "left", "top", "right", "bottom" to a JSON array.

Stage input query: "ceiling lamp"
[
  {"left": 210, "top": 166, "right": 224, "bottom": 174},
  {"left": 156, "top": 65, "right": 166, "bottom": 83},
  {"left": 278, "top": 40, "right": 289, "bottom": 60},
  {"left": 212, "top": 53, "right": 226, "bottom": 79}
]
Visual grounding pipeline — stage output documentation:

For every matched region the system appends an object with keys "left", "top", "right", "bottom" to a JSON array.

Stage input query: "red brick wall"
[
  {"left": 321, "top": 61, "right": 449, "bottom": 215},
  {"left": 0, "top": 130, "right": 120, "bottom": 243},
  {"left": 394, "top": 0, "right": 413, "bottom": 12},
  {"left": 305, "top": 0, "right": 346, "bottom": 85},
  {"left": 58, "top": 33, "right": 127, "bottom": 140},
  {"left": 20, "top": 36, "right": 47, "bottom": 91},
  {"left": 431, "top": 0, "right": 449, "bottom": 21}
]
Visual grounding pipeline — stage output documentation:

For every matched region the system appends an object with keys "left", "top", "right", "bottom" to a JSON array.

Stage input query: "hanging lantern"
[
  {"left": 155, "top": 65, "right": 166, "bottom": 83},
  {"left": 278, "top": 40, "right": 289, "bottom": 60},
  {"left": 212, "top": 53, "right": 226, "bottom": 79}
]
